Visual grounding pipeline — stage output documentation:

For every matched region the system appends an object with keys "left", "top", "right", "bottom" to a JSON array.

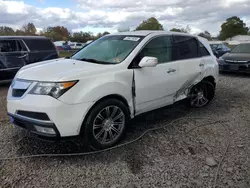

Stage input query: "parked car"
[
  {"left": 70, "top": 43, "right": 85, "bottom": 49},
  {"left": 218, "top": 42, "right": 250, "bottom": 73},
  {"left": 60, "top": 45, "right": 72, "bottom": 51},
  {"left": 0, "top": 36, "right": 58, "bottom": 81},
  {"left": 209, "top": 42, "right": 231, "bottom": 58},
  {"left": 7, "top": 31, "right": 218, "bottom": 150},
  {"left": 55, "top": 46, "right": 64, "bottom": 51}
]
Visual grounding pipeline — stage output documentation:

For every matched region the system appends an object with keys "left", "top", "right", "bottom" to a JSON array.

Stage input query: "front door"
[{"left": 133, "top": 36, "right": 180, "bottom": 115}]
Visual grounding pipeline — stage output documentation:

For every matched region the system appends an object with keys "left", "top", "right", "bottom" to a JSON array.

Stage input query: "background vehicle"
[
  {"left": 70, "top": 43, "right": 85, "bottom": 49},
  {"left": 55, "top": 46, "right": 64, "bottom": 51},
  {"left": 55, "top": 44, "right": 72, "bottom": 51},
  {"left": 0, "top": 36, "right": 58, "bottom": 81},
  {"left": 7, "top": 31, "right": 218, "bottom": 150},
  {"left": 218, "top": 42, "right": 250, "bottom": 73},
  {"left": 209, "top": 42, "right": 231, "bottom": 58}
]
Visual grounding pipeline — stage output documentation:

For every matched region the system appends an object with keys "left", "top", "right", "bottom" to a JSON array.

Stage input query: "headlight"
[
  {"left": 29, "top": 81, "right": 78, "bottom": 98},
  {"left": 219, "top": 56, "right": 224, "bottom": 61}
]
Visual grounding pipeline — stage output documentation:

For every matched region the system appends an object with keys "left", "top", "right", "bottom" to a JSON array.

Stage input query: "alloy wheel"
[
  {"left": 189, "top": 84, "right": 209, "bottom": 107},
  {"left": 92, "top": 105, "right": 125, "bottom": 144}
]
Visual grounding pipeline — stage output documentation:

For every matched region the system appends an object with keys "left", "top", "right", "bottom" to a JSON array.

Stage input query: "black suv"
[{"left": 0, "top": 36, "right": 58, "bottom": 81}]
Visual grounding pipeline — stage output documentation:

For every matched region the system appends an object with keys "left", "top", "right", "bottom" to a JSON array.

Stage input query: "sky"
[{"left": 0, "top": 0, "right": 250, "bottom": 36}]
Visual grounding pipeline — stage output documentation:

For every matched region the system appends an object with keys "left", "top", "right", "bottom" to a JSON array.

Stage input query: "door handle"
[
  {"left": 167, "top": 68, "right": 176, "bottom": 73},
  {"left": 18, "top": 54, "right": 28, "bottom": 59},
  {"left": 199, "top": 63, "right": 205, "bottom": 67}
]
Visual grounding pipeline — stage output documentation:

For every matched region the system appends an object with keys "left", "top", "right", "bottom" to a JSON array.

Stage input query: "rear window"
[
  {"left": 173, "top": 36, "right": 199, "bottom": 60},
  {"left": 23, "top": 39, "right": 56, "bottom": 51},
  {"left": 199, "top": 42, "right": 210, "bottom": 56}
]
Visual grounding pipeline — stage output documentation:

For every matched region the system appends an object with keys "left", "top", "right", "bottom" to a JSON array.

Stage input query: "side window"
[
  {"left": 17, "top": 40, "right": 27, "bottom": 51},
  {"left": 199, "top": 41, "right": 210, "bottom": 56},
  {"left": 173, "top": 36, "right": 199, "bottom": 60},
  {"left": 135, "top": 36, "right": 173, "bottom": 65},
  {"left": 24, "top": 39, "right": 56, "bottom": 51},
  {"left": 0, "top": 40, "right": 19, "bottom": 52}
]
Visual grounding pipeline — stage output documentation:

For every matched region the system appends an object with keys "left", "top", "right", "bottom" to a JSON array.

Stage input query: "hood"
[
  {"left": 222, "top": 52, "right": 250, "bottom": 62},
  {"left": 16, "top": 58, "right": 112, "bottom": 81}
]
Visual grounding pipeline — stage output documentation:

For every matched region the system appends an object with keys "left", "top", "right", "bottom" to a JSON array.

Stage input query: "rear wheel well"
[
  {"left": 202, "top": 76, "right": 216, "bottom": 88},
  {"left": 80, "top": 94, "right": 130, "bottom": 134}
]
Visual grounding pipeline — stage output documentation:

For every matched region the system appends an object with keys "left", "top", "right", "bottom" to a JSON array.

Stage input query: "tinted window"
[
  {"left": 0, "top": 40, "right": 19, "bottom": 52},
  {"left": 173, "top": 36, "right": 199, "bottom": 60},
  {"left": 199, "top": 42, "right": 210, "bottom": 56},
  {"left": 17, "top": 40, "right": 27, "bottom": 51},
  {"left": 23, "top": 39, "right": 56, "bottom": 51},
  {"left": 134, "top": 36, "right": 173, "bottom": 64}
]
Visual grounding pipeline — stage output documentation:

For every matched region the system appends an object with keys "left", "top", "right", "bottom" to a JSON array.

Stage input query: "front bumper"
[
  {"left": 7, "top": 94, "right": 94, "bottom": 138},
  {"left": 8, "top": 112, "right": 61, "bottom": 139},
  {"left": 219, "top": 63, "right": 250, "bottom": 73}
]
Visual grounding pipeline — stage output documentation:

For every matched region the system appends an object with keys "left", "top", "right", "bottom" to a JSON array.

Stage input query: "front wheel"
[
  {"left": 82, "top": 99, "right": 129, "bottom": 150},
  {"left": 187, "top": 81, "right": 215, "bottom": 108}
]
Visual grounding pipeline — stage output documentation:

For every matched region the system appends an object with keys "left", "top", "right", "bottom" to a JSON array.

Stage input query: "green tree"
[
  {"left": 170, "top": 26, "right": 190, "bottom": 33},
  {"left": 21, "top": 23, "right": 37, "bottom": 35},
  {"left": 70, "top": 31, "right": 94, "bottom": 43},
  {"left": 15, "top": 29, "right": 25, "bottom": 36},
  {"left": 102, "top": 31, "right": 110, "bottom": 36},
  {"left": 198, "top": 31, "right": 212, "bottom": 40},
  {"left": 170, "top": 28, "right": 182, "bottom": 32},
  {"left": 0, "top": 26, "right": 15, "bottom": 35},
  {"left": 94, "top": 31, "right": 110, "bottom": 39},
  {"left": 218, "top": 16, "right": 249, "bottom": 40},
  {"left": 136, "top": 17, "right": 164, "bottom": 30},
  {"left": 44, "top": 26, "right": 70, "bottom": 41}
]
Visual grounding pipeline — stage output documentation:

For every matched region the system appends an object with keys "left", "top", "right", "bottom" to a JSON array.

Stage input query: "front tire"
[
  {"left": 83, "top": 99, "right": 129, "bottom": 150},
  {"left": 187, "top": 81, "right": 215, "bottom": 108}
]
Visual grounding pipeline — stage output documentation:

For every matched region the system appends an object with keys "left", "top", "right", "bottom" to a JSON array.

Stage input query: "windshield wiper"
[{"left": 77, "top": 58, "right": 114, "bottom": 64}]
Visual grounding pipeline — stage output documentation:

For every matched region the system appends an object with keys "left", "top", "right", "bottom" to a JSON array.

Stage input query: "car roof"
[
  {"left": 109, "top": 30, "right": 195, "bottom": 37},
  {"left": 0, "top": 36, "right": 48, "bottom": 40}
]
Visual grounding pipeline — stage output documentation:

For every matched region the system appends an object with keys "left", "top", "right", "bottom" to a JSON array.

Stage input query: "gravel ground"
[{"left": 0, "top": 74, "right": 250, "bottom": 188}]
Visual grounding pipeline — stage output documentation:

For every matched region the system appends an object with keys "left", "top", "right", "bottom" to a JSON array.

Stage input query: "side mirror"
[{"left": 139, "top": 56, "right": 158, "bottom": 68}]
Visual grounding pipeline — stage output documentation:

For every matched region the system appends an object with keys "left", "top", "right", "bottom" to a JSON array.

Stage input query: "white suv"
[{"left": 7, "top": 31, "right": 218, "bottom": 150}]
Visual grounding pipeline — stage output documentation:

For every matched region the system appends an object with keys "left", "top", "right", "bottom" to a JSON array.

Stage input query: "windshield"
[
  {"left": 71, "top": 35, "right": 144, "bottom": 64},
  {"left": 231, "top": 43, "right": 250, "bottom": 53}
]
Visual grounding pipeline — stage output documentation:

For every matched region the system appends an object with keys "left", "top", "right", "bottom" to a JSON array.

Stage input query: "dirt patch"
[{"left": 0, "top": 75, "right": 250, "bottom": 187}]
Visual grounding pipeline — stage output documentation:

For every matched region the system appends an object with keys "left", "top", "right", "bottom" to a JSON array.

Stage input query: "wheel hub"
[
  {"left": 103, "top": 119, "right": 113, "bottom": 130},
  {"left": 197, "top": 91, "right": 204, "bottom": 99}
]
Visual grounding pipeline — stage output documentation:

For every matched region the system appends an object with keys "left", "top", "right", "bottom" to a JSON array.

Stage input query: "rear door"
[
  {"left": 172, "top": 35, "right": 203, "bottom": 95},
  {"left": 0, "top": 40, "right": 27, "bottom": 80},
  {"left": 133, "top": 35, "right": 180, "bottom": 114},
  {"left": 23, "top": 38, "right": 58, "bottom": 64}
]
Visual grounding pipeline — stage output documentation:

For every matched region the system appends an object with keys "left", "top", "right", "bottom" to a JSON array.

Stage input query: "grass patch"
[{"left": 58, "top": 51, "right": 75, "bottom": 58}]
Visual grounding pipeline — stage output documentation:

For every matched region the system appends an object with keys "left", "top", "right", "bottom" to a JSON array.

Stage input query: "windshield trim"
[{"left": 71, "top": 35, "right": 145, "bottom": 65}]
